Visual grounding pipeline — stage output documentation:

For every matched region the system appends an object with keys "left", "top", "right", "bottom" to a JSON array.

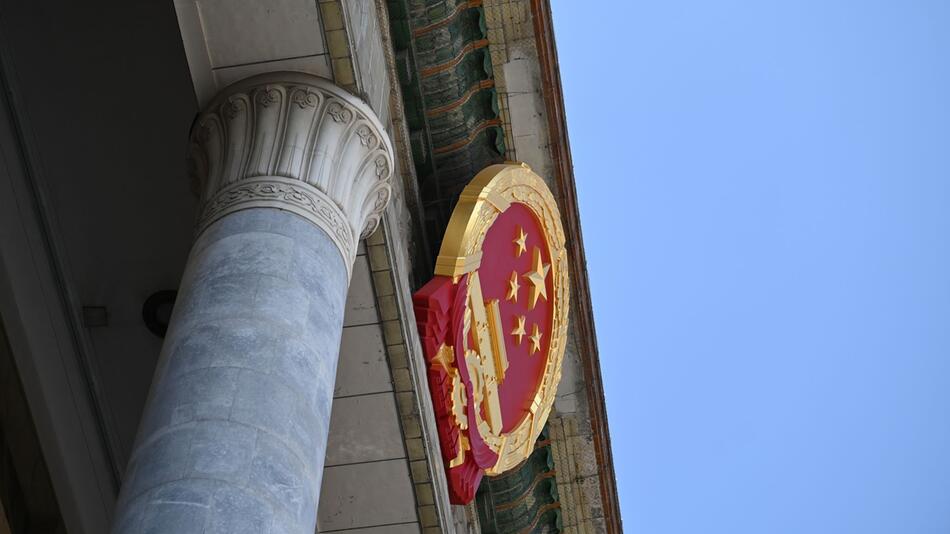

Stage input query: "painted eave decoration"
[{"left": 413, "top": 163, "right": 569, "bottom": 504}]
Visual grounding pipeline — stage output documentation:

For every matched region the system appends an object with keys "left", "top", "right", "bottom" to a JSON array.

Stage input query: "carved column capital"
[{"left": 188, "top": 72, "right": 395, "bottom": 269}]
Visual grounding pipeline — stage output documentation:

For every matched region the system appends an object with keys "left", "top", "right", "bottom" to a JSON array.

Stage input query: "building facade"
[{"left": 0, "top": 1, "right": 619, "bottom": 533}]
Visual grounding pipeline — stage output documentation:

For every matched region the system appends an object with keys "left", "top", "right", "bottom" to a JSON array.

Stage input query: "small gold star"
[
  {"left": 511, "top": 316, "right": 526, "bottom": 345},
  {"left": 506, "top": 271, "right": 520, "bottom": 302},
  {"left": 514, "top": 226, "right": 528, "bottom": 257},
  {"left": 529, "top": 323, "right": 543, "bottom": 355},
  {"left": 522, "top": 247, "right": 550, "bottom": 309}
]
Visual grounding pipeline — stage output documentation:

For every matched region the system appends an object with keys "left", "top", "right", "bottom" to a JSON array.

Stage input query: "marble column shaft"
[{"left": 111, "top": 72, "right": 395, "bottom": 534}]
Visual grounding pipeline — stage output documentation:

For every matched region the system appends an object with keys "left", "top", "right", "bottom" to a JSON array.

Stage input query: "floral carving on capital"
[{"left": 188, "top": 72, "right": 396, "bottom": 266}]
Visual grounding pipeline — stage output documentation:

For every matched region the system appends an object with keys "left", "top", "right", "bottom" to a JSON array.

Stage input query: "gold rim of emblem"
[{"left": 434, "top": 163, "right": 569, "bottom": 475}]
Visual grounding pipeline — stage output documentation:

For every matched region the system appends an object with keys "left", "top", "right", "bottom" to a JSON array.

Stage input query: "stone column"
[{"left": 111, "top": 72, "right": 395, "bottom": 534}]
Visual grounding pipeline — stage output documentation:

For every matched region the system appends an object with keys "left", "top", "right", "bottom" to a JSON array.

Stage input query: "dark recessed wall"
[{"left": 0, "top": 0, "right": 199, "bottom": 474}]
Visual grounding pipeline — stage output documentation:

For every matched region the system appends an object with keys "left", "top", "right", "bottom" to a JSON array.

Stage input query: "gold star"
[
  {"left": 506, "top": 271, "right": 520, "bottom": 302},
  {"left": 522, "top": 247, "right": 550, "bottom": 309},
  {"left": 511, "top": 316, "right": 526, "bottom": 345},
  {"left": 514, "top": 226, "right": 528, "bottom": 257},
  {"left": 529, "top": 323, "right": 543, "bottom": 355}
]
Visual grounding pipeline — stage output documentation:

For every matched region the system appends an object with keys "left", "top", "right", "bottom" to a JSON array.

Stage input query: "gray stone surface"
[
  {"left": 175, "top": 0, "right": 333, "bottom": 105},
  {"left": 340, "top": 524, "right": 421, "bottom": 534},
  {"left": 317, "top": 459, "right": 417, "bottom": 531},
  {"left": 324, "top": 393, "right": 403, "bottom": 466},
  {"left": 343, "top": 255, "right": 378, "bottom": 327},
  {"left": 335, "top": 324, "right": 390, "bottom": 397},
  {"left": 112, "top": 208, "right": 348, "bottom": 534},
  {"left": 343, "top": 0, "right": 391, "bottom": 126}
]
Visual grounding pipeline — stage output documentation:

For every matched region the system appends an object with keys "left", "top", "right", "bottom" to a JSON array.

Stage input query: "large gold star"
[
  {"left": 522, "top": 247, "right": 550, "bottom": 309},
  {"left": 511, "top": 315, "right": 526, "bottom": 345},
  {"left": 514, "top": 226, "right": 528, "bottom": 257},
  {"left": 529, "top": 323, "right": 543, "bottom": 355},
  {"left": 506, "top": 271, "right": 520, "bottom": 303}
]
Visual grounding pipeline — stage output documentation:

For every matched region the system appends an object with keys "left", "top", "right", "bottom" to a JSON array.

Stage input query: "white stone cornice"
[{"left": 188, "top": 71, "right": 395, "bottom": 269}]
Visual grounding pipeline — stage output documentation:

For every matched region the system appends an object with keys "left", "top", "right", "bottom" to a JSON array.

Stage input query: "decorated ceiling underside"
[
  {"left": 475, "top": 428, "right": 561, "bottom": 533},
  {"left": 387, "top": 0, "right": 506, "bottom": 253},
  {"left": 387, "top": 1, "right": 562, "bottom": 532}
]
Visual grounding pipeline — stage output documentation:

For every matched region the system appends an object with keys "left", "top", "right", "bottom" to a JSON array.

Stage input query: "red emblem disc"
[{"left": 413, "top": 164, "right": 569, "bottom": 503}]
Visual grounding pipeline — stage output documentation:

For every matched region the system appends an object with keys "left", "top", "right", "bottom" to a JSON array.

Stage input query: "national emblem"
[{"left": 412, "top": 163, "right": 570, "bottom": 504}]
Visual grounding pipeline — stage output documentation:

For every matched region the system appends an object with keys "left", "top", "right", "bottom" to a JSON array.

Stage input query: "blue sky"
[{"left": 551, "top": 1, "right": 950, "bottom": 532}]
